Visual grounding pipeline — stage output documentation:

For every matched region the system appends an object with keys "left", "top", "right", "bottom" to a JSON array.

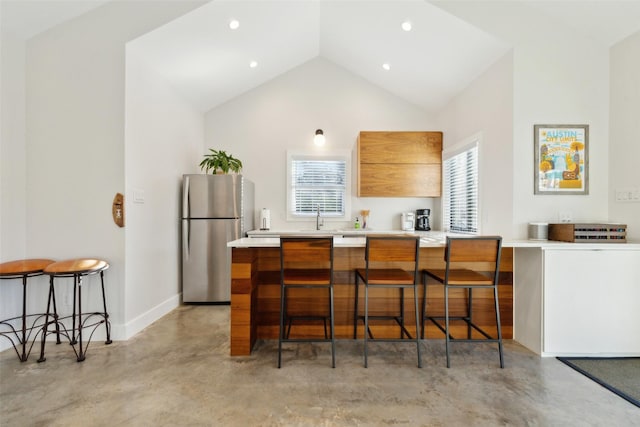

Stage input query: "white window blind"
[
  {"left": 290, "top": 158, "right": 346, "bottom": 217},
  {"left": 443, "top": 144, "right": 478, "bottom": 233}
]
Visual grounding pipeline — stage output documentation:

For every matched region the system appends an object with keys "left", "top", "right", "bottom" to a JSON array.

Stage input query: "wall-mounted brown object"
[
  {"left": 112, "top": 193, "right": 124, "bottom": 228},
  {"left": 357, "top": 131, "right": 442, "bottom": 197}
]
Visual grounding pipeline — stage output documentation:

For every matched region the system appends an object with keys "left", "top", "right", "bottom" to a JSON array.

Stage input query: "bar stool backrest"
[
  {"left": 444, "top": 236, "right": 502, "bottom": 280},
  {"left": 280, "top": 237, "right": 334, "bottom": 281},
  {"left": 366, "top": 236, "right": 419, "bottom": 263}
]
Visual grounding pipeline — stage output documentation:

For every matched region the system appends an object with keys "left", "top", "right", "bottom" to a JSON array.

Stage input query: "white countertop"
[{"left": 229, "top": 231, "right": 640, "bottom": 249}]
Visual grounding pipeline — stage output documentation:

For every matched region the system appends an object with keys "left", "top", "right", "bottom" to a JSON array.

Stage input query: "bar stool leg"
[
  {"left": 19, "top": 275, "right": 28, "bottom": 361},
  {"left": 399, "top": 288, "right": 405, "bottom": 339},
  {"left": 421, "top": 273, "right": 427, "bottom": 339},
  {"left": 69, "top": 275, "right": 78, "bottom": 345},
  {"left": 494, "top": 285, "right": 504, "bottom": 368},
  {"left": 329, "top": 286, "right": 336, "bottom": 368},
  {"left": 49, "top": 279, "right": 61, "bottom": 345},
  {"left": 467, "top": 288, "right": 473, "bottom": 339},
  {"left": 37, "top": 277, "right": 55, "bottom": 363},
  {"left": 445, "top": 285, "right": 451, "bottom": 369},
  {"left": 413, "top": 283, "right": 422, "bottom": 368},
  {"left": 76, "top": 275, "right": 85, "bottom": 362},
  {"left": 278, "top": 286, "right": 285, "bottom": 368},
  {"left": 100, "top": 271, "right": 112, "bottom": 344},
  {"left": 363, "top": 283, "right": 369, "bottom": 368},
  {"left": 353, "top": 275, "right": 360, "bottom": 339}
]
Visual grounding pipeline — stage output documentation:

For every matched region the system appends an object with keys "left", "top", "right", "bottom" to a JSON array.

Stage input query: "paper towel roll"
[{"left": 260, "top": 208, "right": 271, "bottom": 230}]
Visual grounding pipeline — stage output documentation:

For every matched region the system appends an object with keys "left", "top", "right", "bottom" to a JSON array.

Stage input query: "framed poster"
[{"left": 534, "top": 124, "right": 589, "bottom": 195}]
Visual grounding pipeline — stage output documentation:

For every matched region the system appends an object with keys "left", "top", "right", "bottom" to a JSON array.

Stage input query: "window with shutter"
[
  {"left": 287, "top": 151, "right": 350, "bottom": 220},
  {"left": 443, "top": 142, "right": 478, "bottom": 234}
]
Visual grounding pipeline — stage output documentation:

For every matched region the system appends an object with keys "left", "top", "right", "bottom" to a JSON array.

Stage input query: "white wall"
[
  {"left": 0, "top": 31, "right": 31, "bottom": 352},
  {"left": 434, "top": 1, "right": 613, "bottom": 240},
  {"left": 3, "top": 1, "right": 206, "bottom": 344},
  {"left": 436, "top": 52, "right": 514, "bottom": 238},
  {"left": 512, "top": 33, "right": 611, "bottom": 238},
  {"left": 204, "top": 57, "right": 438, "bottom": 231},
  {"left": 123, "top": 53, "right": 203, "bottom": 336},
  {"left": 610, "top": 31, "right": 640, "bottom": 241}
]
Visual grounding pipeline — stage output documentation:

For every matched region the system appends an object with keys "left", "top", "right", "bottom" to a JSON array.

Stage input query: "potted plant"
[{"left": 199, "top": 149, "right": 243, "bottom": 174}]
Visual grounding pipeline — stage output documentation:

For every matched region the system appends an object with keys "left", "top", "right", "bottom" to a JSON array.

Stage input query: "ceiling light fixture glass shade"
[
  {"left": 229, "top": 19, "right": 240, "bottom": 30},
  {"left": 401, "top": 21, "right": 412, "bottom": 31},
  {"left": 249, "top": 61, "right": 258, "bottom": 68},
  {"left": 314, "top": 129, "right": 325, "bottom": 146},
  {"left": 382, "top": 63, "right": 391, "bottom": 71}
]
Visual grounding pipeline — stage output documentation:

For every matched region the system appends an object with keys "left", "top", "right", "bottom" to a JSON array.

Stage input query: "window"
[
  {"left": 443, "top": 139, "right": 479, "bottom": 234},
  {"left": 287, "top": 151, "right": 349, "bottom": 220}
]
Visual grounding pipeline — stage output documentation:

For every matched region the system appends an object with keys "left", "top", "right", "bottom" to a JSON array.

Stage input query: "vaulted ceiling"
[{"left": 3, "top": 1, "right": 640, "bottom": 113}]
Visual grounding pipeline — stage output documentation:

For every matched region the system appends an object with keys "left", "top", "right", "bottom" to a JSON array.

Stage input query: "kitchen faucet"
[{"left": 316, "top": 205, "right": 324, "bottom": 230}]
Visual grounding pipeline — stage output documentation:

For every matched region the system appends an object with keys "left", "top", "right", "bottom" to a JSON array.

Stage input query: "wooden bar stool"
[
  {"left": 422, "top": 236, "right": 504, "bottom": 368},
  {"left": 0, "top": 259, "right": 56, "bottom": 361},
  {"left": 38, "top": 258, "right": 112, "bottom": 362},
  {"left": 278, "top": 237, "right": 335, "bottom": 368},
  {"left": 353, "top": 235, "right": 422, "bottom": 368}
]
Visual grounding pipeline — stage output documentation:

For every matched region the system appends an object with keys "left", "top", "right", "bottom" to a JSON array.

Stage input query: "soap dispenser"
[{"left": 354, "top": 217, "right": 361, "bottom": 229}]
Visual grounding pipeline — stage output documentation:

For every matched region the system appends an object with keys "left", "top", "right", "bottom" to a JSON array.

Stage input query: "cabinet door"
[
  {"left": 359, "top": 131, "right": 442, "bottom": 164},
  {"left": 358, "top": 164, "right": 441, "bottom": 197},
  {"left": 543, "top": 249, "right": 640, "bottom": 355},
  {"left": 357, "top": 131, "right": 442, "bottom": 197}
]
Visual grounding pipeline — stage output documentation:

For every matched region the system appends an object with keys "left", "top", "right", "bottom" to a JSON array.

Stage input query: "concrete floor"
[{"left": 1, "top": 305, "right": 638, "bottom": 426}]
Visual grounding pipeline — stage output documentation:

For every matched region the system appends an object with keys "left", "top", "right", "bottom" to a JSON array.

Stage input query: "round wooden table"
[
  {"left": 39, "top": 258, "right": 111, "bottom": 362},
  {"left": 0, "top": 259, "right": 56, "bottom": 361}
]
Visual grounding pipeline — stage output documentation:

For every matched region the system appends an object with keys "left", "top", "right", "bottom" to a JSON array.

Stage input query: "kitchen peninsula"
[{"left": 228, "top": 232, "right": 640, "bottom": 358}]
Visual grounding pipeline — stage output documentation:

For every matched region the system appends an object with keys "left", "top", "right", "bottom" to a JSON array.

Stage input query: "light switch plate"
[
  {"left": 615, "top": 187, "right": 639, "bottom": 202},
  {"left": 133, "top": 189, "right": 145, "bottom": 203}
]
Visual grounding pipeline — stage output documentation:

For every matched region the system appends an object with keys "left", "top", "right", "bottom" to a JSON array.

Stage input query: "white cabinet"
[{"left": 514, "top": 246, "right": 640, "bottom": 356}]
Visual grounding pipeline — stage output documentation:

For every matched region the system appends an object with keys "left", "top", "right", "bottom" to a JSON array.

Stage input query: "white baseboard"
[
  {"left": 117, "top": 293, "right": 181, "bottom": 340},
  {"left": 0, "top": 295, "right": 182, "bottom": 356}
]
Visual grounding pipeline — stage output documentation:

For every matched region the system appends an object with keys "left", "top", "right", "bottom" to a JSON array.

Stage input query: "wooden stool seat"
[
  {"left": 44, "top": 259, "right": 108, "bottom": 276},
  {"left": 0, "top": 259, "right": 56, "bottom": 277},
  {"left": 39, "top": 258, "right": 111, "bottom": 362},
  {"left": 0, "top": 259, "right": 56, "bottom": 362}
]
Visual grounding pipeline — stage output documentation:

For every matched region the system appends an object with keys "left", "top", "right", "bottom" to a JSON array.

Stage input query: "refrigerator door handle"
[
  {"left": 182, "top": 175, "right": 190, "bottom": 219},
  {"left": 182, "top": 220, "right": 190, "bottom": 259}
]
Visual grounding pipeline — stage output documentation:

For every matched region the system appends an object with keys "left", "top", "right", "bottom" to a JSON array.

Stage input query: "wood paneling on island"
[{"left": 230, "top": 246, "right": 513, "bottom": 356}]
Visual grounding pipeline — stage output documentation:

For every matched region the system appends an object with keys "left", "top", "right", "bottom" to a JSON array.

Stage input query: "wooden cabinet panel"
[
  {"left": 359, "top": 131, "right": 442, "bottom": 164},
  {"left": 358, "top": 164, "right": 441, "bottom": 197},
  {"left": 357, "top": 131, "right": 442, "bottom": 197}
]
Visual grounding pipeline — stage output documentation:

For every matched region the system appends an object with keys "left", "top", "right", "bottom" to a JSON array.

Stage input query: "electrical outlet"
[{"left": 558, "top": 211, "right": 572, "bottom": 223}]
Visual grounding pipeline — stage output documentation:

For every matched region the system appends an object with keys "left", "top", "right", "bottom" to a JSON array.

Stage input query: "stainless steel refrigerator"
[{"left": 181, "top": 174, "right": 254, "bottom": 303}]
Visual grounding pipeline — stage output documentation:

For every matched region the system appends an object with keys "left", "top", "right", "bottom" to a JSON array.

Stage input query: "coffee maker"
[{"left": 415, "top": 209, "right": 431, "bottom": 231}]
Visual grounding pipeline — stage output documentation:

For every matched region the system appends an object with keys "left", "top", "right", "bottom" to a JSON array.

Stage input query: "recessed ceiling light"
[
  {"left": 229, "top": 19, "right": 240, "bottom": 30},
  {"left": 401, "top": 21, "right": 412, "bottom": 32},
  {"left": 382, "top": 63, "right": 391, "bottom": 71},
  {"left": 249, "top": 61, "right": 258, "bottom": 68}
]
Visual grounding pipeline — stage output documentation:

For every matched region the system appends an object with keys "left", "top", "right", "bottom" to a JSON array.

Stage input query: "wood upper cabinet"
[{"left": 357, "top": 131, "right": 443, "bottom": 197}]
